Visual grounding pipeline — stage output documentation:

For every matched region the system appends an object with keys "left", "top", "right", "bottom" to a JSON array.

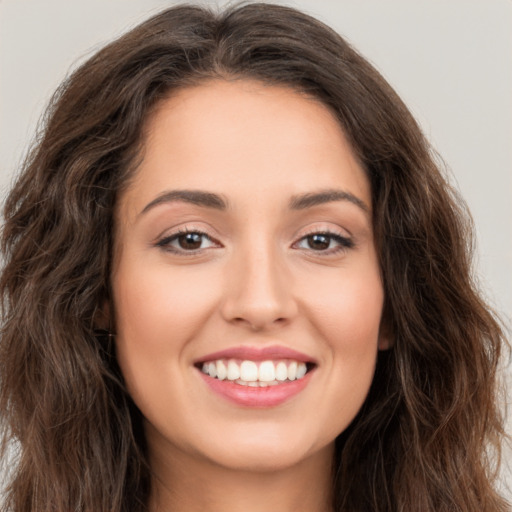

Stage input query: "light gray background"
[{"left": 1, "top": 0, "right": 511, "bottom": 499}]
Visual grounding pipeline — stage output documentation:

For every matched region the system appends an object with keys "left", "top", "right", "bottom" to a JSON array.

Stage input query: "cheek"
[
  {"left": 113, "top": 261, "right": 221, "bottom": 342},
  {"left": 297, "top": 259, "right": 384, "bottom": 430},
  {"left": 111, "top": 260, "right": 223, "bottom": 401},
  {"left": 301, "top": 261, "right": 384, "bottom": 349}
]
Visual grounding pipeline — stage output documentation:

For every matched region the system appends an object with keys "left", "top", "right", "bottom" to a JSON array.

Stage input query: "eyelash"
[
  {"left": 155, "top": 228, "right": 354, "bottom": 256},
  {"left": 293, "top": 230, "right": 354, "bottom": 254},
  {"left": 155, "top": 229, "right": 219, "bottom": 254}
]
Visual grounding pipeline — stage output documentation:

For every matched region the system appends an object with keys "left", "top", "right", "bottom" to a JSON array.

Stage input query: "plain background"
[{"left": 1, "top": 0, "right": 511, "bottom": 499}]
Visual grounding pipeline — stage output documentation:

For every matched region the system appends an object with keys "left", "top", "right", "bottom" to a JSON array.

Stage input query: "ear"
[
  {"left": 377, "top": 316, "right": 394, "bottom": 351},
  {"left": 93, "top": 300, "right": 111, "bottom": 331}
]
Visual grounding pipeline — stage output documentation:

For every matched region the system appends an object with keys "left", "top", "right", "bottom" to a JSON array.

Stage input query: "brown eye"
[
  {"left": 156, "top": 230, "right": 218, "bottom": 253},
  {"left": 177, "top": 232, "right": 203, "bottom": 250},
  {"left": 294, "top": 231, "right": 354, "bottom": 253},
  {"left": 306, "top": 234, "right": 331, "bottom": 250}
]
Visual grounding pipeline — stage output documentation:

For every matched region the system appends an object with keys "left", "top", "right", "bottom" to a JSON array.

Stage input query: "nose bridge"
[{"left": 221, "top": 233, "right": 296, "bottom": 329}]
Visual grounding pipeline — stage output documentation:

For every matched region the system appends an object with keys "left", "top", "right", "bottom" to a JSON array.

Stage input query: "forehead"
[{"left": 120, "top": 79, "right": 370, "bottom": 218}]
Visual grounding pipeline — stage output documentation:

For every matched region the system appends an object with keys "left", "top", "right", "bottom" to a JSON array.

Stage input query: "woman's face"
[{"left": 112, "top": 79, "right": 388, "bottom": 472}]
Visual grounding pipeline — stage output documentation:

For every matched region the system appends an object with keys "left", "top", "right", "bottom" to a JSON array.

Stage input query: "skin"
[{"left": 111, "top": 79, "right": 389, "bottom": 512}]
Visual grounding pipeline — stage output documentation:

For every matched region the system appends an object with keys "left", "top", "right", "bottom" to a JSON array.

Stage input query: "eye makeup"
[{"left": 154, "top": 226, "right": 355, "bottom": 258}]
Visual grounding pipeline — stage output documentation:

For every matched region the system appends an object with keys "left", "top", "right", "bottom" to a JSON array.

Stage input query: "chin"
[
  {"left": 206, "top": 446, "right": 320, "bottom": 473},
  {"left": 191, "top": 423, "right": 334, "bottom": 473}
]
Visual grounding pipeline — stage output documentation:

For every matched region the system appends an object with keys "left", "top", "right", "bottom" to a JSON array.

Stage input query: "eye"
[
  {"left": 294, "top": 232, "right": 353, "bottom": 253},
  {"left": 156, "top": 230, "right": 219, "bottom": 253}
]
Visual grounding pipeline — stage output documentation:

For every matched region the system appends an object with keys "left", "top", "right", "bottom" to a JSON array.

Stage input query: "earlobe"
[
  {"left": 93, "top": 300, "right": 111, "bottom": 331},
  {"left": 378, "top": 333, "right": 393, "bottom": 351},
  {"left": 377, "top": 316, "right": 394, "bottom": 351}
]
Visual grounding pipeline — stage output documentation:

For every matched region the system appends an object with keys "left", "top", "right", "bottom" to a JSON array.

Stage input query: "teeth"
[
  {"left": 240, "top": 360, "right": 258, "bottom": 381},
  {"left": 216, "top": 360, "right": 227, "bottom": 380},
  {"left": 235, "top": 379, "right": 286, "bottom": 387},
  {"left": 259, "top": 360, "right": 275, "bottom": 382},
  {"left": 227, "top": 360, "right": 240, "bottom": 380},
  {"left": 201, "top": 359, "right": 310, "bottom": 385},
  {"left": 275, "top": 362, "right": 288, "bottom": 381},
  {"left": 296, "top": 362, "right": 307, "bottom": 379},
  {"left": 288, "top": 361, "right": 297, "bottom": 381},
  {"left": 207, "top": 362, "right": 217, "bottom": 379}
]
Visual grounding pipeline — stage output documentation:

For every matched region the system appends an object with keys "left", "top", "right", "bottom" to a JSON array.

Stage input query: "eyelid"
[
  {"left": 292, "top": 227, "right": 355, "bottom": 254},
  {"left": 155, "top": 225, "right": 222, "bottom": 255},
  {"left": 153, "top": 224, "right": 355, "bottom": 256}
]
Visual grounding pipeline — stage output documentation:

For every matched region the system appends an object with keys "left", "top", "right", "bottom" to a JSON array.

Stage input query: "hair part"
[{"left": 0, "top": 3, "right": 509, "bottom": 511}]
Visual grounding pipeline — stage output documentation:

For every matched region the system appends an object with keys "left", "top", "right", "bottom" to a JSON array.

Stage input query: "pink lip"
[
  {"left": 194, "top": 345, "right": 315, "bottom": 364},
  {"left": 194, "top": 345, "right": 316, "bottom": 407},
  {"left": 198, "top": 370, "right": 314, "bottom": 408}
]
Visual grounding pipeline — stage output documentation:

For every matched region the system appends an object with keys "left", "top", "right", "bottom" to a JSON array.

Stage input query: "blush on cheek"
[
  {"left": 115, "top": 265, "right": 216, "bottom": 332},
  {"left": 308, "top": 286, "right": 383, "bottom": 342}
]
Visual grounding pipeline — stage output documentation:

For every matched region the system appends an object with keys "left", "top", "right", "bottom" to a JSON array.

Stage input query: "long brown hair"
[{"left": 0, "top": 3, "right": 508, "bottom": 511}]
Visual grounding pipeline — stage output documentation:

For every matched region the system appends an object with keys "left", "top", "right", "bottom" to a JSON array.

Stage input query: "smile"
[
  {"left": 200, "top": 359, "right": 309, "bottom": 387},
  {"left": 195, "top": 346, "right": 316, "bottom": 407}
]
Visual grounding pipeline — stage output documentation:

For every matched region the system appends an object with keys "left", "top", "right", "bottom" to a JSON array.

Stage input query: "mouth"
[
  {"left": 196, "top": 358, "right": 315, "bottom": 387},
  {"left": 194, "top": 346, "right": 316, "bottom": 407}
]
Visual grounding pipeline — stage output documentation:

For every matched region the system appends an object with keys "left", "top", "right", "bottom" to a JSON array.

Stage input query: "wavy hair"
[{"left": 0, "top": 3, "right": 508, "bottom": 511}]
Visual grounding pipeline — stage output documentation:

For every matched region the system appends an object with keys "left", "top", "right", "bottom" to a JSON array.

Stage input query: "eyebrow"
[
  {"left": 289, "top": 189, "right": 369, "bottom": 213},
  {"left": 139, "top": 187, "right": 369, "bottom": 216},
  {"left": 140, "top": 189, "right": 229, "bottom": 215}
]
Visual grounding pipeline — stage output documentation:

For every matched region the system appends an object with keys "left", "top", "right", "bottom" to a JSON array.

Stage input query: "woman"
[{"left": 0, "top": 3, "right": 508, "bottom": 511}]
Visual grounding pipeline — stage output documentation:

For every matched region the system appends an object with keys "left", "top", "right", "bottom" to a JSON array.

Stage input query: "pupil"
[
  {"left": 179, "top": 233, "right": 202, "bottom": 250},
  {"left": 308, "top": 234, "right": 330, "bottom": 250}
]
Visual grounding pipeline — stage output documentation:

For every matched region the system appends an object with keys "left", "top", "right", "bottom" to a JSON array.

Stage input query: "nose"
[{"left": 220, "top": 242, "right": 298, "bottom": 331}]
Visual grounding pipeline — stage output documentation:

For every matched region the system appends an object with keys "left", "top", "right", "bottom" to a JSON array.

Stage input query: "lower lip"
[{"left": 198, "top": 370, "right": 313, "bottom": 407}]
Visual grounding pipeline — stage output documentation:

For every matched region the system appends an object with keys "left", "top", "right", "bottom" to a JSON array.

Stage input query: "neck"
[{"left": 148, "top": 439, "right": 334, "bottom": 512}]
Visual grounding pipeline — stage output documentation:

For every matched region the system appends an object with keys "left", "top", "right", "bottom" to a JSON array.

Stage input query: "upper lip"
[{"left": 194, "top": 345, "right": 316, "bottom": 364}]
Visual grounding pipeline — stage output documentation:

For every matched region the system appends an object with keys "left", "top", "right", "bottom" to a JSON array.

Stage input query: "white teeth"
[
  {"left": 296, "top": 362, "right": 307, "bottom": 379},
  {"left": 201, "top": 358, "right": 312, "bottom": 385},
  {"left": 240, "top": 360, "right": 258, "bottom": 381},
  {"left": 216, "top": 360, "right": 227, "bottom": 380},
  {"left": 275, "top": 361, "right": 288, "bottom": 381},
  {"left": 227, "top": 360, "right": 241, "bottom": 380},
  {"left": 207, "top": 362, "right": 217, "bottom": 379},
  {"left": 235, "top": 379, "right": 284, "bottom": 387},
  {"left": 258, "top": 360, "right": 275, "bottom": 382},
  {"left": 287, "top": 361, "right": 297, "bottom": 380}
]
